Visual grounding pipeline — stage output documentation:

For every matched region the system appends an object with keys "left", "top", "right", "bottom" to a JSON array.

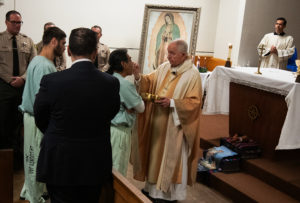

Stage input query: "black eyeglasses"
[{"left": 8, "top": 21, "right": 23, "bottom": 25}]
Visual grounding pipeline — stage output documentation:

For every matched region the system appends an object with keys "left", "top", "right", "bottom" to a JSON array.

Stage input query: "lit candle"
[{"left": 228, "top": 43, "right": 233, "bottom": 60}]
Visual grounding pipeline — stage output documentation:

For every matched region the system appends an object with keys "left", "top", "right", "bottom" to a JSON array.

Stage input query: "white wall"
[
  {"left": 1, "top": 0, "right": 299, "bottom": 69},
  {"left": 213, "top": 0, "right": 246, "bottom": 66},
  {"left": 238, "top": 0, "right": 300, "bottom": 67},
  {"left": 213, "top": 0, "right": 300, "bottom": 67},
  {"left": 0, "top": 0, "right": 14, "bottom": 27},
  {"left": 0, "top": 0, "right": 220, "bottom": 68}
]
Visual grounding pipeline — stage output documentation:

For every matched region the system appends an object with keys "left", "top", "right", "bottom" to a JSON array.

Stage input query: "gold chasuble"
[{"left": 132, "top": 59, "right": 202, "bottom": 192}]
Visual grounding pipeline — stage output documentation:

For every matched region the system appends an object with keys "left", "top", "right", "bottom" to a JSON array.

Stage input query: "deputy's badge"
[{"left": 22, "top": 42, "right": 27, "bottom": 47}]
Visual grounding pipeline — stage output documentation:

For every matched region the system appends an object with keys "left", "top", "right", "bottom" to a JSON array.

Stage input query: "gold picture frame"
[{"left": 138, "top": 4, "right": 201, "bottom": 74}]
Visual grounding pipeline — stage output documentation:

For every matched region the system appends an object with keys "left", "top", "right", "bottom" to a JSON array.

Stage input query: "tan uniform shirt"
[
  {"left": 36, "top": 40, "right": 67, "bottom": 71},
  {"left": 96, "top": 42, "right": 110, "bottom": 72},
  {"left": 0, "top": 31, "right": 36, "bottom": 83}
]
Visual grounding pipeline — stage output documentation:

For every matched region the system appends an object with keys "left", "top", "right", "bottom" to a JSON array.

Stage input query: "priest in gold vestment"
[{"left": 132, "top": 40, "right": 202, "bottom": 202}]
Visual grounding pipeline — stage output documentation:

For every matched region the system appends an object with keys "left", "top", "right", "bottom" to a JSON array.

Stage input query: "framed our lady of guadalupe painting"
[{"left": 138, "top": 4, "right": 201, "bottom": 74}]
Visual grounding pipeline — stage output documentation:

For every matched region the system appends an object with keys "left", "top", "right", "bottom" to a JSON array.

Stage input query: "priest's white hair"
[{"left": 172, "top": 39, "right": 188, "bottom": 54}]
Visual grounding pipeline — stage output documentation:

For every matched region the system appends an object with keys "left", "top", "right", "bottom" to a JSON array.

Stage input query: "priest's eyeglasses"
[{"left": 8, "top": 21, "right": 23, "bottom": 25}]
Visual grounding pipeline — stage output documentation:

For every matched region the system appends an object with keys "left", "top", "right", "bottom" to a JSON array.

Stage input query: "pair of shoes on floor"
[
  {"left": 141, "top": 190, "right": 177, "bottom": 203},
  {"left": 141, "top": 189, "right": 154, "bottom": 201}
]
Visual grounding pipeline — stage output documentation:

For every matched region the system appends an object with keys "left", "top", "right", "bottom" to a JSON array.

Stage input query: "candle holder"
[
  {"left": 255, "top": 44, "right": 265, "bottom": 75},
  {"left": 225, "top": 44, "right": 232, "bottom": 68}
]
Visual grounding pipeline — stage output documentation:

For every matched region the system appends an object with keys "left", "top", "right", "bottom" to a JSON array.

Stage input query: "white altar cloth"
[
  {"left": 202, "top": 66, "right": 298, "bottom": 150},
  {"left": 202, "top": 66, "right": 295, "bottom": 114},
  {"left": 200, "top": 71, "right": 210, "bottom": 95},
  {"left": 276, "top": 84, "right": 300, "bottom": 150}
]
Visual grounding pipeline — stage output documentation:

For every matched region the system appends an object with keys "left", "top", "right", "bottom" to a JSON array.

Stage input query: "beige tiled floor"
[{"left": 14, "top": 169, "right": 25, "bottom": 202}]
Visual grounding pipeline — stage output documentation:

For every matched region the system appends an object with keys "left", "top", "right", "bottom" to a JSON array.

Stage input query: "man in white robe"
[
  {"left": 132, "top": 40, "right": 202, "bottom": 202},
  {"left": 258, "top": 17, "right": 294, "bottom": 70}
]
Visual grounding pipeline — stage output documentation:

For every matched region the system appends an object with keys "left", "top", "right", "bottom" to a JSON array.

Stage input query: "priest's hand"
[
  {"left": 155, "top": 97, "right": 170, "bottom": 108},
  {"left": 270, "top": 46, "right": 278, "bottom": 55},
  {"left": 133, "top": 62, "right": 141, "bottom": 81},
  {"left": 10, "top": 76, "right": 25, "bottom": 88}
]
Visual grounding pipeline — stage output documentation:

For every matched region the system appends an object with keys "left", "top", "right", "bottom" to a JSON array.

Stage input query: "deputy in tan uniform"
[
  {"left": 91, "top": 25, "right": 110, "bottom": 72},
  {"left": 36, "top": 22, "right": 67, "bottom": 71},
  {"left": 0, "top": 10, "right": 36, "bottom": 169}
]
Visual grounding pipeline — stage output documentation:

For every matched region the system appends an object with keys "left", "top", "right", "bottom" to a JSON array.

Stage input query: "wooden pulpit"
[
  {"left": 99, "top": 169, "right": 151, "bottom": 203},
  {"left": 0, "top": 149, "right": 13, "bottom": 203}
]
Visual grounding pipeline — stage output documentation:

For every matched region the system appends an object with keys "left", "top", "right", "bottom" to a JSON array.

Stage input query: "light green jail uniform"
[
  {"left": 19, "top": 56, "right": 56, "bottom": 203},
  {"left": 111, "top": 72, "right": 142, "bottom": 176}
]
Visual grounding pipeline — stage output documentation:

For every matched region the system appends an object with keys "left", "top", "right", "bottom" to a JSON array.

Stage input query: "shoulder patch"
[{"left": 20, "top": 33, "right": 28, "bottom": 38}]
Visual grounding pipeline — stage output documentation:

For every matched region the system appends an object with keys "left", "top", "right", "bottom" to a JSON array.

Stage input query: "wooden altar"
[
  {"left": 229, "top": 82, "right": 288, "bottom": 158},
  {"left": 202, "top": 66, "right": 300, "bottom": 159}
]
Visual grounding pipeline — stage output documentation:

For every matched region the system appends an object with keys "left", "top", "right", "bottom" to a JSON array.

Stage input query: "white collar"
[{"left": 71, "top": 58, "right": 92, "bottom": 66}]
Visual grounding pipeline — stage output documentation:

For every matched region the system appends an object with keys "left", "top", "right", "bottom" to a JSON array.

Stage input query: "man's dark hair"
[
  {"left": 69, "top": 28, "right": 97, "bottom": 57},
  {"left": 44, "top": 22, "right": 55, "bottom": 31},
  {"left": 6, "top": 10, "right": 21, "bottom": 21},
  {"left": 42, "top": 27, "right": 66, "bottom": 45},
  {"left": 91, "top": 25, "right": 102, "bottom": 33},
  {"left": 277, "top": 17, "right": 287, "bottom": 25},
  {"left": 107, "top": 49, "right": 128, "bottom": 75}
]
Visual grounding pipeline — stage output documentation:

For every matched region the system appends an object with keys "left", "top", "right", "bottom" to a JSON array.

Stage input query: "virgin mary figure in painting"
[{"left": 154, "top": 13, "right": 180, "bottom": 69}]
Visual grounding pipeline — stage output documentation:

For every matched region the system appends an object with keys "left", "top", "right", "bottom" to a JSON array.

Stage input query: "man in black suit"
[{"left": 34, "top": 28, "right": 120, "bottom": 203}]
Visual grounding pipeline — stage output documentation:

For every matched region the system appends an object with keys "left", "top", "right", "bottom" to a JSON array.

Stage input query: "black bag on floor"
[
  {"left": 220, "top": 134, "right": 262, "bottom": 159},
  {"left": 200, "top": 146, "right": 240, "bottom": 172}
]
